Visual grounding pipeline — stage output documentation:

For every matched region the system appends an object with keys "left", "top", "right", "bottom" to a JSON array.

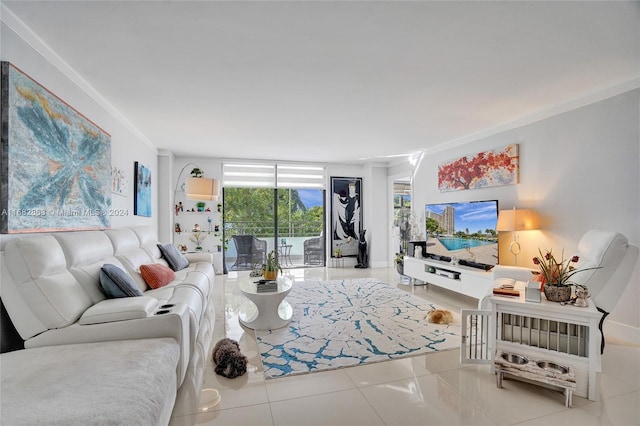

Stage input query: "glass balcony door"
[{"left": 224, "top": 187, "right": 325, "bottom": 271}]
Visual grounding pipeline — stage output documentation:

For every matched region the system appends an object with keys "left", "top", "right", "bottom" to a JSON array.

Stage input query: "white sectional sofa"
[{"left": 0, "top": 226, "right": 216, "bottom": 390}]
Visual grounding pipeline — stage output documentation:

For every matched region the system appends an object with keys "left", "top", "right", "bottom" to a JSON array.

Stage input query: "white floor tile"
[
  {"left": 344, "top": 356, "right": 431, "bottom": 387},
  {"left": 171, "top": 403, "right": 274, "bottom": 426},
  {"left": 516, "top": 391, "right": 640, "bottom": 426},
  {"left": 415, "top": 347, "right": 464, "bottom": 374},
  {"left": 359, "top": 374, "right": 497, "bottom": 425},
  {"left": 265, "top": 369, "right": 356, "bottom": 402},
  {"left": 202, "top": 365, "right": 269, "bottom": 412},
  {"left": 270, "top": 389, "right": 384, "bottom": 426},
  {"left": 436, "top": 365, "right": 588, "bottom": 424}
]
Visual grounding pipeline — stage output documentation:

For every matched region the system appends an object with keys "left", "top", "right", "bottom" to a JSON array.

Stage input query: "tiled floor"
[{"left": 170, "top": 267, "right": 640, "bottom": 426}]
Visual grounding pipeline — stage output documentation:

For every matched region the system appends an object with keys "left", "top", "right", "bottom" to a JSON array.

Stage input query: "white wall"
[
  {"left": 412, "top": 89, "right": 640, "bottom": 343},
  {"left": 363, "top": 163, "right": 389, "bottom": 268},
  {"left": 0, "top": 20, "right": 158, "bottom": 249}
]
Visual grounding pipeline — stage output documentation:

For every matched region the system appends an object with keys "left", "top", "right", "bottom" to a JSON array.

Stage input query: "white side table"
[{"left": 238, "top": 276, "right": 293, "bottom": 330}]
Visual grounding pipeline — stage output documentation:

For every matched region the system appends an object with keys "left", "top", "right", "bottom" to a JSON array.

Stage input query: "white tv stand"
[{"left": 403, "top": 256, "right": 493, "bottom": 300}]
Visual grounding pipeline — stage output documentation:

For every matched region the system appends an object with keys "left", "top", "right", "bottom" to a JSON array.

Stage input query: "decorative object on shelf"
[
  {"left": 1, "top": 62, "right": 112, "bottom": 233},
  {"left": 263, "top": 249, "right": 282, "bottom": 280},
  {"left": 437, "top": 143, "right": 519, "bottom": 192},
  {"left": 190, "top": 167, "right": 204, "bottom": 178},
  {"left": 217, "top": 203, "right": 222, "bottom": 213},
  {"left": 207, "top": 217, "right": 213, "bottom": 233},
  {"left": 196, "top": 201, "right": 206, "bottom": 212},
  {"left": 175, "top": 223, "right": 182, "bottom": 233},
  {"left": 175, "top": 201, "right": 183, "bottom": 215},
  {"left": 189, "top": 231, "right": 208, "bottom": 251},
  {"left": 330, "top": 177, "right": 362, "bottom": 257},
  {"left": 496, "top": 207, "right": 538, "bottom": 265},
  {"left": 192, "top": 224, "right": 200, "bottom": 232},
  {"left": 134, "top": 161, "right": 152, "bottom": 217},
  {"left": 532, "top": 248, "right": 599, "bottom": 302},
  {"left": 178, "top": 244, "right": 187, "bottom": 253},
  {"left": 574, "top": 288, "right": 590, "bottom": 308}
]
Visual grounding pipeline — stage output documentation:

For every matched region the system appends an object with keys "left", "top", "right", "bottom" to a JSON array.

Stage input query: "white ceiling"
[{"left": 2, "top": 1, "right": 639, "bottom": 165}]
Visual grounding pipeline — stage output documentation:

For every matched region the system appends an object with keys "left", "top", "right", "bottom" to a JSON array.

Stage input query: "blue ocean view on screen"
[
  {"left": 438, "top": 237, "right": 494, "bottom": 251},
  {"left": 425, "top": 200, "right": 499, "bottom": 265}
]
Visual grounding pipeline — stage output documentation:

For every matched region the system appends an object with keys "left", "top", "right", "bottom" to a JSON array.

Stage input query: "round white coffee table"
[{"left": 238, "top": 276, "right": 293, "bottom": 330}]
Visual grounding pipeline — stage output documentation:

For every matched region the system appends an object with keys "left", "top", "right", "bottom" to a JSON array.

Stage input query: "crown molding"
[
  {"left": 424, "top": 77, "right": 640, "bottom": 156},
  {"left": 1, "top": 4, "right": 155, "bottom": 151}
]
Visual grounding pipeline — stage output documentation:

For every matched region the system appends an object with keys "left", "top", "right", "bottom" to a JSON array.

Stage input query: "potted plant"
[
  {"left": 190, "top": 167, "right": 204, "bottom": 178},
  {"left": 263, "top": 249, "right": 282, "bottom": 280},
  {"left": 392, "top": 207, "right": 423, "bottom": 255},
  {"left": 394, "top": 252, "right": 404, "bottom": 275},
  {"left": 532, "top": 248, "right": 599, "bottom": 302},
  {"left": 189, "top": 231, "right": 208, "bottom": 251}
]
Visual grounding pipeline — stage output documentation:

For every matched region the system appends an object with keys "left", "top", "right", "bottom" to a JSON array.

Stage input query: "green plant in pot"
[
  {"left": 189, "top": 231, "right": 208, "bottom": 251},
  {"left": 394, "top": 252, "right": 404, "bottom": 275},
  {"left": 532, "top": 248, "right": 599, "bottom": 302},
  {"left": 263, "top": 249, "right": 282, "bottom": 280},
  {"left": 190, "top": 167, "right": 204, "bottom": 178}
]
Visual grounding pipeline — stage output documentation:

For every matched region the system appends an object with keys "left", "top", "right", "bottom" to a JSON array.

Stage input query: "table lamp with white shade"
[{"left": 496, "top": 207, "right": 539, "bottom": 265}]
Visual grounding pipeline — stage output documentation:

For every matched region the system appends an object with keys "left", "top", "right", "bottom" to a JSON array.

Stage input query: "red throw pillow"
[{"left": 140, "top": 263, "right": 176, "bottom": 289}]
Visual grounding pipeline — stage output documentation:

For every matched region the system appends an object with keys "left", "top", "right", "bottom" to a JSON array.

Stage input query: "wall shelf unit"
[{"left": 172, "top": 194, "right": 223, "bottom": 274}]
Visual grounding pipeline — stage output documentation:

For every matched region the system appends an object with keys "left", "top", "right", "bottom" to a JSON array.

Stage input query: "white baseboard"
[{"left": 605, "top": 320, "right": 640, "bottom": 346}]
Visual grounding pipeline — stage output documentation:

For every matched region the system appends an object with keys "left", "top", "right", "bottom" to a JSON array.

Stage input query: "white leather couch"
[{"left": 0, "top": 226, "right": 216, "bottom": 387}]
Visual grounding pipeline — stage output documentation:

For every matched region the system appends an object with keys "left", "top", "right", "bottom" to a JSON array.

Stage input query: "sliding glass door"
[
  {"left": 276, "top": 188, "right": 324, "bottom": 268},
  {"left": 224, "top": 187, "right": 325, "bottom": 271}
]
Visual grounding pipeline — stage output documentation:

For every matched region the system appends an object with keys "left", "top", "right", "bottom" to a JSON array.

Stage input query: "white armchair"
[{"left": 488, "top": 230, "right": 638, "bottom": 354}]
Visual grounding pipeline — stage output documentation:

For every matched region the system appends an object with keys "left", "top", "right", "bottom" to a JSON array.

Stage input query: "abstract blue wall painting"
[
  {"left": 134, "top": 161, "right": 151, "bottom": 217},
  {"left": 0, "top": 62, "right": 112, "bottom": 233}
]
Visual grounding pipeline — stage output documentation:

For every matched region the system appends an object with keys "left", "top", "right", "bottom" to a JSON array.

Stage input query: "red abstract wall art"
[{"left": 438, "top": 144, "right": 519, "bottom": 192}]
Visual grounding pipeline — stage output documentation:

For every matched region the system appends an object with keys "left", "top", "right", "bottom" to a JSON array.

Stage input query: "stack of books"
[{"left": 255, "top": 279, "right": 278, "bottom": 293}]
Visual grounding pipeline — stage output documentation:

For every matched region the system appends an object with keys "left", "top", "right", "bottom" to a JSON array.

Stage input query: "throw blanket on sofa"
[{"left": 1, "top": 338, "right": 179, "bottom": 425}]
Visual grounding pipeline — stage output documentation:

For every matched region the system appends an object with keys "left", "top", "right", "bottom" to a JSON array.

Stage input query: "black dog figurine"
[
  {"left": 355, "top": 229, "right": 369, "bottom": 268},
  {"left": 212, "top": 338, "right": 248, "bottom": 378}
]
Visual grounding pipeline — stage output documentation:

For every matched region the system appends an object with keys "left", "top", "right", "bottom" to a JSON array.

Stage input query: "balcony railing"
[{"left": 224, "top": 220, "right": 324, "bottom": 269}]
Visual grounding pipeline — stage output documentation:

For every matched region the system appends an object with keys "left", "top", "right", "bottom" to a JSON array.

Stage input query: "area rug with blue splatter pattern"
[{"left": 256, "top": 278, "right": 461, "bottom": 379}]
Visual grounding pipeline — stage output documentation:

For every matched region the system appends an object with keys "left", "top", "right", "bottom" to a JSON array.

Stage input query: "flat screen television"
[{"left": 424, "top": 200, "right": 499, "bottom": 268}]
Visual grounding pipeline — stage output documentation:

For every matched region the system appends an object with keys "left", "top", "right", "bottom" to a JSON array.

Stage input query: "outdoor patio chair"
[
  {"left": 231, "top": 235, "right": 267, "bottom": 270},
  {"left": 304, "top": 235, "right": 324, "bottom": 265}
]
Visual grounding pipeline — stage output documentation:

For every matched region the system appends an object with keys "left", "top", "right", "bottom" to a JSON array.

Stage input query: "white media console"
[{"left": 403, "top": 256, "right": 494, "bottom": 300}]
